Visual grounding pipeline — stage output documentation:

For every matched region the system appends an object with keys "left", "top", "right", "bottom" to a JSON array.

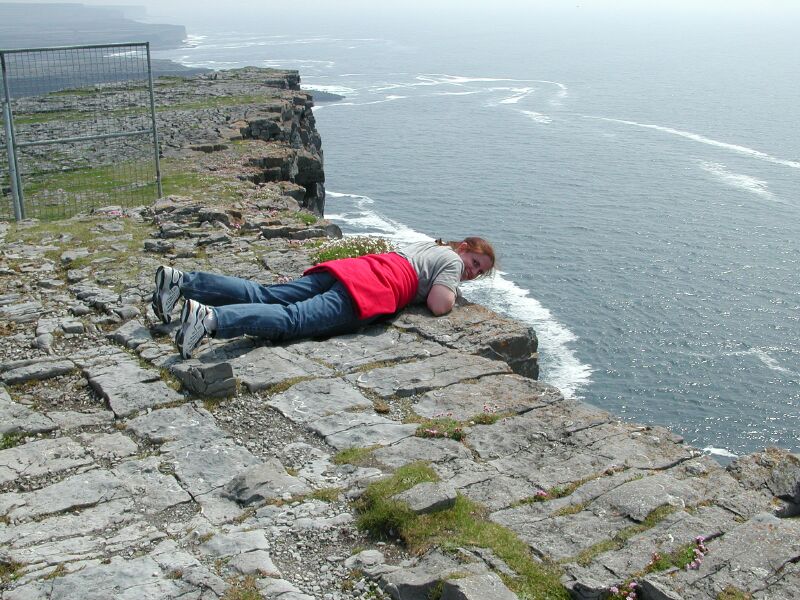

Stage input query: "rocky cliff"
[{"left": 0, "top": 68, "right": 798, "bottom": 600}]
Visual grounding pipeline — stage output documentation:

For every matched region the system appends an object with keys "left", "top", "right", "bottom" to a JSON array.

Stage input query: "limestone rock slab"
[
  {"left": 3, "top": 555, "right": 195, "bottom": 600},
  {"left": 171, "top": 358, "right": 236, "bottom": 397},
  {"left": 229, "top": 345, "right": 333, "bottom": 392},
  {"left": 0, "top": 300, "right": 43, "bottom": 323},
  {"left": 223, "top": 458, "right": 312, "bottom": 505},
  {"left": 85, "top": 359, "right": 183, "bottom": 417},
  {"left": 569, "top": 421, "right": 691, "bottom": 470},
  {"left": 288, "top": 326, "right": 447, "bottom": 371},
  {"left": 0, "top": 469, "right": 129, "bottom": 523},
  {"left": 268, "top": 377, "right": 372, "bottom": 424},
  {"left": 347, "top": 352, "right": 510, "bottom": 398},
  {"left": 108, "top": 319, "right": 152, "bottom": 349},
  {"left": 324, "top": 421, "right": 418, "bottom": 451},
  {"left": 164, "top": 437, "right": 261, "bottom": 498},
  {"left": 0, "top": 387, "right": 56, "bottom": 435},
  {"left": 491, "top": 505, "right": 630, "bottom": 561},
  {"left": 414, "top": 374, "right": 562, "bottom": 421},
  {"left": 392, "top": 482, "right": 457, "bottom": 515},
  {"left": 199, "top": 529, "right": 270, "bottom": 557},
  {"left": 126, "top": 403, "right": 220, "bottom": 445},
  {"left": 0, "top": 358, "right": 76, "bottom": 384},
  {"left": 392, "top": 302, "right": 539, "bottom": 378},
  {"left": 441, "top": 571, "right": 519, "bottom": 600},
  {"left": 0, "top": 437, "right": 92, "bottom": 485},
  {"left": 458, "top": 474, "right": 542, "bottom": 512},
  {"left": 372, "top": 436, "right": 473, "bottom": 469},
  {"left": 593, "top": 472, "right": 707, "bottom": 522},
  {"left": 640, "top": 514, "right": 800, "bottom": 600},
  {"left": 112, "top": 457, "right": 193, "bottom": 511}
]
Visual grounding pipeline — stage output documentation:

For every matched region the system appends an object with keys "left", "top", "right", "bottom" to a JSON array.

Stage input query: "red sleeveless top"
[{"left": 305, "top": 253, "right": 419, "bottom": 319}]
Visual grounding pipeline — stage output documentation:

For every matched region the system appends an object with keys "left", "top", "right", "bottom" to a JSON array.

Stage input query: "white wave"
[
  {"left": 532, "top": 79, "right": 568, "bottom": 105},
  {"left": 432, "top": 91, "right": 481, "bottom": 96},
  {"left": 464, "top": 276, "right": 593, "bottom": 398},
  {"left": 703, "top": 446, "right": 738, "bottom": 458},
  {"left": 746, "top": 349, "right": 797, "bottom": 375},
  {"left": 589, "top": 116, "right": 800, "bottom": 170},
  {"left": 327, "top": 191, "right": 373, "bottom": 203},
  {"left": 311, "top": 97, "right": 406, "bottom": 108},
  {"left": 498, "top": 87, "right": 535, "bottom": 104},
  {"left": 698, "top": 161, "right": 777, "bottom": 201},
  {"left": 261, "top": 59, "right": 336, "bottom": 69},
  {"left": 301, "top": 84, "right": 356, "bottom": 96},
  {"left": 519, "top": 110, "right": 552, "bottom": 124},
  {"left": 325, "top": 190, "right": 592, "bottom": 398}
]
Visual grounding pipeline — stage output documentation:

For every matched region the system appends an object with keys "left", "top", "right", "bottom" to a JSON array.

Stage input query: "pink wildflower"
[{"left": 609, "top": 586, "right": 619, "bottom": 594}]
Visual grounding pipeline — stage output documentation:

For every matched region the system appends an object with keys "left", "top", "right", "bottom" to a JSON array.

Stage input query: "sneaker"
[
  {"left": 152, "top": 265, "right": 182, "bottom": 324},
  {"left": 175, "top": 299, "right": 212, "bottom": 359}
]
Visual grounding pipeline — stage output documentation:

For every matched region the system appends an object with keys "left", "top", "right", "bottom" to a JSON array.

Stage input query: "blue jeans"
[{"left": 180, "top": 271, "right": 374, "bottom": 342}]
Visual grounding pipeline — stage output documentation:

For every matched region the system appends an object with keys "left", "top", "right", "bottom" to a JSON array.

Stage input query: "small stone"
[{"left": 392, "top": 482, "right": 457, "bottom": 515}]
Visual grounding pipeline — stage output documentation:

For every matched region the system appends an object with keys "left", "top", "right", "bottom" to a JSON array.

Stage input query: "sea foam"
[
  {"left": 697, "top": 161, "right": 778, "bottom": 201},
  {"left": 590, "top": 117, "right": 800, "bottom": 171}
]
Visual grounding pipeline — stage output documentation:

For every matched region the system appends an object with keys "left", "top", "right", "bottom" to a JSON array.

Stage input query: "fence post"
[
  {"left": 145, "top": 43, "right": 162, "bottom": 198},
  {"left": 1, "top": 52, "right": 25, "bottom": 221}
]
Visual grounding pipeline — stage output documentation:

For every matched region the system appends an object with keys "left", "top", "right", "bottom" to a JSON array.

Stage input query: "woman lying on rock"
[{"left": 152, "top": 237, "right": 495, "bottom": 358}]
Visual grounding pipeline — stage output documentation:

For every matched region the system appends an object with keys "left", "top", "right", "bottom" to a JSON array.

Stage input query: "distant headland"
[{"left": 0, "top": 2, "right": 207, "bottom": 77}]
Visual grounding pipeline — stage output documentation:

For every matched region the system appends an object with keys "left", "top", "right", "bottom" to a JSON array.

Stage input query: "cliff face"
[{"left": 156, "top": 68, "right": 326, "bottom": 216}]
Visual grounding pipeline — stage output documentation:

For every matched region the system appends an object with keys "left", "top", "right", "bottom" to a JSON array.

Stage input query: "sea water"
[{"left": 152, "top": 3, "right": 800, "bottom": 456}]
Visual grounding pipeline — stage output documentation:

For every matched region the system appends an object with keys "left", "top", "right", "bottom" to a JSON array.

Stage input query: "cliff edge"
[{"left": 0, "top": 68, "right": 797, "bottom": 600}]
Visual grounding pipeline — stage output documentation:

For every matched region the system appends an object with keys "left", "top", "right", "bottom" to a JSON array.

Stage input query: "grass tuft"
[
  {"left": 355, "top": 463, "right": 570, "bottom": 599},
  {"left": 332, "top": 445, "right": 381, "bottom": 466},
  {"left": 222, "top": 575, "right": 262, "bottom": 600},
  {"left": 1, "top": 432, "right": 24, "bottom": 450},
  {"left": 311, "top": 236, "right": 396, "bottom": 264}
]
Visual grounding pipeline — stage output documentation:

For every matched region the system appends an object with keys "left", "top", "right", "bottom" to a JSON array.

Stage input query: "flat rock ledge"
[{"left": 2, "top": 75, "right": 799, "bottom": 599}]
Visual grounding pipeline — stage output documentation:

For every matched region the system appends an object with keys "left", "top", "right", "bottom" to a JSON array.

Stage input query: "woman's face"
[{"left": 457, "top": 248, "right": 493, "bottom": 281}]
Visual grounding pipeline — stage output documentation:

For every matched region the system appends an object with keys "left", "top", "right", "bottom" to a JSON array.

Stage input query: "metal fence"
[{"left": 1, "top": 42, "right": 161, "bottom": 221}]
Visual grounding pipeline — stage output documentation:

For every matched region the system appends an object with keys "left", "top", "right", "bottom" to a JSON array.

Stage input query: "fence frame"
[{"left": 0, "top": 41, "right": 162, "bottom": 221}]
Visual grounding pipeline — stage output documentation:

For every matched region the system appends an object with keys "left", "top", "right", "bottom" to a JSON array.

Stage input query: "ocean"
[{"left": 151, "top": 2, "right": 800, "bottom": 457}]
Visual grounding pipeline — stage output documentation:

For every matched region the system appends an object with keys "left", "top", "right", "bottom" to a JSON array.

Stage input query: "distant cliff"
[{"left": 0, "top": 2, "right": 187, "bottom": 50}]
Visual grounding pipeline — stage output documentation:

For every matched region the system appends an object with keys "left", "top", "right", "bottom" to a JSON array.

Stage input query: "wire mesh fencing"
[{"left": 1, "top": 42, "right": 161, "bottom": 221}]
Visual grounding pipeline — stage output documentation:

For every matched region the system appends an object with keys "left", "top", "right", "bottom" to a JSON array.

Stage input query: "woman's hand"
[{"left": 426, "top": 284, "right": 456, "bottom": 316}]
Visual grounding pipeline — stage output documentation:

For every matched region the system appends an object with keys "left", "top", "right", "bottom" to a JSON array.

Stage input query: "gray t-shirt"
[{"left": 397, "top": 241, "right": 464, "bottom": 304}]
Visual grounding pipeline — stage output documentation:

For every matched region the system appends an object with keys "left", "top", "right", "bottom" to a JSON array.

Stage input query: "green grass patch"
[
  {"left": 293, "top": 210, "right": 318, "bottom": 226},
  {"left": 0, "top": 558, "right": 23, "bottom": 583},
  {"left": 1, "top": 432, "right": 24, "bottom": 450},
  {"left": 162, "top": 93, "right": 271, "bottom": 111},
  {"left": 311, "top": 236, "right": 396, "bottom": 264},
  {"left": 414, "top": 417, "right": 466, "bottom": 441},
  {"left": 355, "top": 463, "right": 569, "bottom": 599},
  {"left": 645, "top": 541, "right": 698, "bottom": 573},
  {"left": 310, "top": 487, "right": 342, "bottom": 502},
  {"left": 551, "top": 502, "right": 587, "bottom": 517},
  {"left": 332, "top": 445, "right": 380, "bottom": 466}
]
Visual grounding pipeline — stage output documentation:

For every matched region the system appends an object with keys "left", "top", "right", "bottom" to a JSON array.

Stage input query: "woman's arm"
[{"left": 427, "top": 284, "right": 456, "bottom": 316}]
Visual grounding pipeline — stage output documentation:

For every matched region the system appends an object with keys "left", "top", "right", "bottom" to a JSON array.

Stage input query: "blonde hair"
[{"left": 435, "top": 237, "right": 496, "bottom": 277}]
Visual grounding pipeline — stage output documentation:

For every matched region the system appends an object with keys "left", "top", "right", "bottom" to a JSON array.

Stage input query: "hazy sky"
[
  {"left": 6, "top": 0, "right": 799, "bottom": 39},
  {"left": 8, "top": 0, "right": 800, "bottom": 17}
]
